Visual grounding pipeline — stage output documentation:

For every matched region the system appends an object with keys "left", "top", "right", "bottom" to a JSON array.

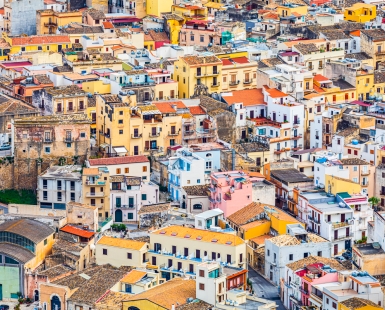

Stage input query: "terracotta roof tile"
[
  {"left": 340, "top": 297, "right": 383, "bottom": 310},
  {"left": 11, "top": 35, "right": 71, "bottom": 46},
  {"left": 224, "top": 89, "right": 265, "bottom": 106},
  {"left": 182, "top": 185, "right": 210, "bottom": 196},
  {"left": 286, "top": 255, "right": 346, "bottom": 271},
  {"left": 189, "top": 106, "right": 206, "bottom": 115},
  {"left": 264, "top": 86, "right": 288, "bottom": 98},
  {"left": 97, "top": 236, "right": 147, "bottom": 250},
  {"left": 314, "top": 74, "right": 330, "bottom": 82},
  {"left": 60, "top": 225, "right": 95, "bottom": 238},
  {"left": 88, "top": 155, "right": 149, "bottom": 166},
  {"left": 227, "top": 202, "right": 265, "bottom": 226},
  {"left": 103, "top": 21, "right": 114, "bottom": 29},
  {"left": 121, "top": 270, "right": 147, "bottom": 284}
]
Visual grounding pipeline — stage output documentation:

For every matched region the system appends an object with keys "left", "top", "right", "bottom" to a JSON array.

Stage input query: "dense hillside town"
[{"left": 0, "top": 0, "right": 385, "bottom": 309}]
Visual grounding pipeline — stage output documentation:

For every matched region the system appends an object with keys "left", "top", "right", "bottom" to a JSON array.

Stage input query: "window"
[
  {"left": 57, "top": 192, "right": 62, "bottom": 201},
  {"left": 199, "top": 283, "right": 205, "bottom": 290},
  {"left": 326, "top": 298, "right": 329, "bottom": 304},
  {"left": 70, "top": 192, "right": 75, "bottom": 201},
  {"left": 191, "top": 35, "right": 194, "bottom": 41},
  {"left": 206, "top": 161, "right": 212, "bottom": 169},
  {"left": 143, "top": 166, "right": 147, "bottom": 172},
  {"left": 127, "top": 253, "right": 132, "bottom": 259},
  {"left": 318, "top": 251, "right": 322, "bottom": 257},
  {"left": 200, "top": 35, "right": 204, "bottom": 42},
  {"left": 332, "top": 302, "right": 337, "bottom": 309},
  {"left": 142, "top": 194, "right": 147, "bottom": 200},
  {"left": 289, "top": 254, "right": 293, "bottom": 261},
  {"left": 116, "top": 168, "right": 121, "bottom": 174},
  {"left": 304, "top": 252, "right": 308, "bottom": 258},
  {"left": 103, "top": 249, "right": 107, "bottom": 255},
  {"left": 267, "top": 250, "right": 270, "bottom": 256},
  {"left": 193, "top": 204, "right": 202, "bottom": 209},
  {"left": 45, "top": 147, "right": 51, "bottom": 154},
  {"left": 44, "top": 239, "right": 47, "bottom": 245},
  {"left": 125, "top": 168, "right": 129, "bottom": 173},
  {"left": 119, "top": 130, "right": 123, "bottom": 134},
  {"left": 118, "top": 119, "right": 123, "bottom": 124},
  {"left": 199, "top": 270, "right": 205, "bottom": 277},
  {"left": 43, "top": 191, "right": 48, "bottom": 200}
]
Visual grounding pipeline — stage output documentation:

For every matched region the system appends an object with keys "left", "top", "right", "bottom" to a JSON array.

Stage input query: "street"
[{"left": 248, "top": 267, "right": 286, "bottom": 310}]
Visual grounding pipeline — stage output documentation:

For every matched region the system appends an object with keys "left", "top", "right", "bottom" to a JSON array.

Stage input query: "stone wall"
[
  {"left": 10, "top": 0, "right": 44, "bottom": 36},
  {"left": 0, "top": 157, "right": 14, "bottom": 189}
]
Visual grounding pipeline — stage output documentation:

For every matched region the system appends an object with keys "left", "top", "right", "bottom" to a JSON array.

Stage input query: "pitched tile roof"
[
  {"left": 138, "top": 203, "right": 171, "bottom": 215},
  {"left": 264, "top": 85, "right": 288, "bottom": 98},
  {"left": 189, "top": 106, "right": 206, "bottom": 115},
  {"left": 227, "top": 202, "right": 265, "bottom": 226},
  {"left": 199, "top": 95, "right": 227, "bottom": 112},
  {"left": 339, "top": 298, "right": 382, "bottom": 310},
  {"left": 149, "top": 30, "right": 170, "bottom": 42},
  {"left": 0, "top": 96, "right": 37, "bottom": 114},
  {"left": 286, "top": 255, "right": 345, "bottom": 271},
  {"left": 0, "top": 242, "right": 35, "bottom": 263},
  {"left": 223, "top": 89, "right": 265, "bottom": 106},
  {"left": 361, "top": 29, "right": 385, "bottom": 41},
  {"left": 181, "top": 55, "right": 222, "bottom": 66},
  {"left": 294, "top": 43, "right": 320, "bottom": 55},
  {"left": 176, "top": 300, "right": 213, "bottom": 310},
  {"left": 152, "top": 225, "right": 244, "bottom": 246},
  {"left": 124, "top": 278, "right": 196, "bottom": 309},
  {"left": 97, "top": 236, "right": 147, "bottom": 250},
  {"left": 88, "top": 155, "right": 149, "bottom": 166},
  {"left": 313, "top": 74, "right": 330, "bottom": 82},
  {"left": 60, "top": 225, "right": 95, "bottom": 238},
  {"left": 154, "top": 101, "right": 186, "bottom": 113},
  {"left": 82, "top": 168, "right": 100, "bottom": 176},
  {"left": 84, "top": 8, "right": 106, "bottom": 19},
  {"left": 11, "top": 35, "right": 71, "bottom": 46},
  {"left": 182, "top": 185, "right": 210, "bottom": 196},
  {"left": 120, "top": 270, "right": 147, "bottom": 284}
]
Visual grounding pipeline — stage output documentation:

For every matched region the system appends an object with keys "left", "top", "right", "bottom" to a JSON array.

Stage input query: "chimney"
[{"left": 172, "top": 304, "right": 175, "bottom": 310}]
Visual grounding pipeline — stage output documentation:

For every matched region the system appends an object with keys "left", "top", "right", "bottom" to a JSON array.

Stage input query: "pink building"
[
  {"left": 296, "top": 263, "right": 339, "bottom": 306},
  {"left": 179, "top": 20, "right": 221, "bottom": 47},
  {"left": 209, "top": 171, "right": 261, "bottom": 217}
]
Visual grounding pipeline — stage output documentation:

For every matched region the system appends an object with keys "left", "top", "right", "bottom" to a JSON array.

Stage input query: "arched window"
[
  {"left": 193, "top": 204, "right": 202, "bottom": 210},
  {"left": 128, "top": 307, "right": 140, "bottom": 310},
  {"left": 206, "top": 153, "right": 212, "bottom": 157}
]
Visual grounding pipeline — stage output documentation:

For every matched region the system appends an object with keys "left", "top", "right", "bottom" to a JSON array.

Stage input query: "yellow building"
[
  {"left": 164, "top": 14, "right": 185, "bottom": 45},
  {"left": 82, "top": 80, "right": 111, "bottom": 95},
  {"left": 36, "top": 10, "right": 83, "bottom": 35},
  {"left": 227, "top": 202, "right": 303, "bottom": 240},
  {"left": 313, "top": 74, "right": 357, "bottom": 104},
  {"left": 355, "top": 71, "right": 374, "bottom": 101},
  {"left": 325, "top": 174, "right": 362, "bottom": 196},
  {"left": 82, "top": 167, "right": 111, "bottom": 221},
  {"left": 0, "top": 38, "right": 11, "bottom": 61},
  {"left": 360, "top": 29, "right": 385, "bottom": 69},
  {"left": 147, "top": 0, "right": 174, "bottom": 17},
  {"left": 96, "top": 94, "right": 183, "bottom": 156},
  {"left": 344, "top": 3, "right": 376, "bottom": 23},
  {"left": 339, "top": 297, "right": 382, "bottom": 310},
  {"left": 171, "top": 4, "right": 208, "bottom": 21},
  {"left": 2, "top": 33, "right": 72, "bottom": 54},
  {"left": 174, "top": 55, "right": 223, "bottom": 99},
  {"left": 276, "top": 3, "right": 308, "bottom": 18}
]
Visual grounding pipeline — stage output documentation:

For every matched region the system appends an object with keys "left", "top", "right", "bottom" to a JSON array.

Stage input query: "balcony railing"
[
  {"left": 145, "top": 146, "right": 159, "bottom": 151},
  {"left": 86, "top": 180, "right": 105, "bottom": 186},
  {"left": 206, "top": 71, "right": 220, "bottom": 77},
  {"left": 91, "top": 204, "right": 104, "bottom": 209},
  {"left": 211, "top": 82, "right": 220, "bottom": 87},
  {"left": 362, "top": 182, "right": 369, "bottom": 187},
  {"left": 115, "top": 204, "right": 135, "bottom": 209},
  {"left": 376, "top": 50, "right": 385, "bottom": 56},
  {"left": 44, "top": 22, "right": 57, "bottom": 27},
  {"left": 131, "top": 134, "right": 142, "bottom": 139},
  {"left": 361, "top": 170, "right": 370, "bottom": 176},
  {"left": 168, "top": 131, "right": 179, "bottom": 136},
  {"left": 292, "top": 134, "right": 302, "bottom": 140},
  {"left": 229, "top": 80, "right": 240, "bottom": 86},
  {"left": 330, "top": 221, "right": 351, "bottom": 229},
  {"left": 149, "top": 132, "right": 160, "bottom": 137},
  {"left": 243, "top": 79, "right": 253, "bottom": 84},
  {"left": 299, "top": 287, "right": 309, "bottom": 295},
  {"left": 332, "top": 233, "right": 353, "bottom": 241},
  {"left": 86, "top": 192, "right": 104, "bottom": 197},
  {"left": 63, "top": 137, "right": 74, "bottom": 142},
  {"left": 43, "top": 139, "right": 53, "bottom": 144}
]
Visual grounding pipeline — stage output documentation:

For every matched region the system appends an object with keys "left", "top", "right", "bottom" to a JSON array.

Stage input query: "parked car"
[
  {"left": 0, "top": 144, "right": 11, "bottom": 150},
  {"left": 342, "top": 251, "right": 352, "bottom": 260},
  {"left": 334, "top": 255, "right": 346, "bottom": 262},
  {"left": 0, "top": 305, "right": 10, "bottom": 310}
]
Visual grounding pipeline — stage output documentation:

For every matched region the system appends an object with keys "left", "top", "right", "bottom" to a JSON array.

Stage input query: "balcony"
[
  {"left": 131, "top": 134, "right": 142, "bottom": 139},
  {"left": 91, "top": 204, "right": 104, "bottom": 209},
  {"left": 44, "top": 22, "right": 57, "bottom": 27},
  {"left": 145, "top": 146, "right": 159, "bottom": 151},
  {"left": 274, "top": 148, "right": 289, "bottom": 154},
  {"left": 43, "top": 139, "right": 53, "bottom": 144},
  {"left": 211, "top": 82, "right": 220, "bottom": 87},
  {"left": 229, "top": 80, "right": 240, "bottom": 86},
  {"left": 149, "top": 132, "right": 160, "bottom": 138},
  {"left": 376, "top": 50, "right": 385, "bottom": 56},
  {"left": 115, "top": 204, "right": 135, "bottom": 209},
  {"left": 85, "top": 192, "right": 104, "bottom": 197},
  {"left": 243, "top": 79, "right": 253, "bottom": 84},
  {"left": 205, "top": 71, "right": 220, "bottom": 77},
  {"left": 315, "top": 135, "right": 319, "bottom": 140},
  {"left": 86, "top": 180, "right": 106, "bottom": 186},
  {"left": 168, "top": 130, "right": 180, "bottom": 136},
  {"left": 299, "top": 287, "right": 309, "bottom": 295},
  {"left": 63, "top": 137, "right": 74, "bottom": 143},
  {"left": 292, "top": 134, "right": 303, "bottom": 140},
  {"left": 381, "top": 191, "right": 385, "bottom": 196},
  {"left": 195, "top": 72, "right": 204, "bottom": 77},
  {"left": 361, "top": 170, "right": 370, "bottom": 176},
  {"left": 332, "top": 233, "right": 353, "bottom": 241},
  {"left": 362, "top": 182, "right": 369, "bottom": 187},
  {"left": 184, "top": 129, "right": 195, "bottom": 136},
  {"left": 331, "top": 221, "right": 351, "bottom": 229}
]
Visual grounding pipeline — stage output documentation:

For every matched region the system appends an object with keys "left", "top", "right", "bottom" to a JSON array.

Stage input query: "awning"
[
  {"left": 113, "top": 146, "right": 128, "bottom": 154},
  {"left": 351, "top": 100, "right": 371, "bottom": 107},
  {"left": 99, "top": 143, "right": 109, "bottom": 149}
]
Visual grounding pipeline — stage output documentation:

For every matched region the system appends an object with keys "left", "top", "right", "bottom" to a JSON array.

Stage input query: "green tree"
[{"left": 368, "top": 196, "right": 380, "bottom": 209}]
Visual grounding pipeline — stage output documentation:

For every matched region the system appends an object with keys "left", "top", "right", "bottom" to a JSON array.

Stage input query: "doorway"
[
  {"left": 115, "top": 209, "right": 123, "bottom": 222},
  {"left": 51, "top": 296, "right": 61, "bottom": 310}
]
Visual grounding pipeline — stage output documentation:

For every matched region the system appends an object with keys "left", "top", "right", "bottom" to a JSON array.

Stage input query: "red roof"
[
  {"left": 60, "top": 225, "right": 95, "bottom": 238},
  {"left": 103, "top": 21, "right": 114, "bottom": 29},
  {"left": 313, "top": 74, "right": 330, "bottom": 82},
  {"left": 89, "top": 155, "right": 149, "bottom": 166},
  {"left": 0, "top": 61, "right": 32, "bottom": 68},
  {"left": 224, "top": 89, "right": 266, "bottom": 106},
  {"left": 264, "top": 86, "right": 287, "bottom": 98},
  {"left": 189, "top": 106, "right": 206, "bottom": 115},
  {"left": 221, "top": 56, "right": 250, "bottom": 66},
  {"left": 154, "top": 101, "right": 186, "bottom": 113},
  {"left": 313, "top": 85, "right": 325, "bottom": 93},
  {"left": 350, "top": 30, "right": 360, "bottom": 37},
  {"left": 11, "top": 35, "right": 71, "bottom": 46}
]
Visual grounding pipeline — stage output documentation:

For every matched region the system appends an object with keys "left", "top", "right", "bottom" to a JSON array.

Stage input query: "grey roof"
[
  {"left": 344, "top": 52, "right": 371, "bottom": 60},
  {"left": 0, "top": 242, "right": 35, "bottom": 263},
  {"left": 270, "top": 168, "right": 312, "bottom": 185},
  {"left": 0, "top": 219, "right": 54, "bottom": 244},
  {"left": 333, "top": 79, "right": 355, "bottom": 90},
  {"left": 292, "top": 147, "right": 322, "bottom": 155}
]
